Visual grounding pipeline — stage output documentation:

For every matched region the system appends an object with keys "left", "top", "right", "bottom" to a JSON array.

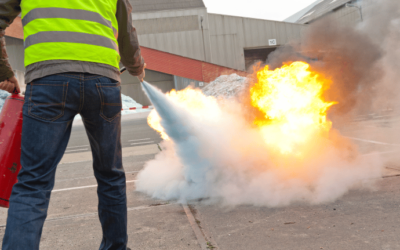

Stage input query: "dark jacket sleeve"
[
  {"left": 116, "top": 0, "right": 145, "bottom": 76},
  {"left": 0, "top": 0, "right": 21, "bottom": 81}
]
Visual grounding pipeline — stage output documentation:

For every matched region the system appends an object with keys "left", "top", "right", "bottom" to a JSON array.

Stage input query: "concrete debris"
[{"left": 202, "top": 74, "right": 248, "bottom": 99}]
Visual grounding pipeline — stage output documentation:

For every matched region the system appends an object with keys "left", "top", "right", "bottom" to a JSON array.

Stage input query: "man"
[{"left": 0, "top": 0, "right": 145, "bottom": 249}]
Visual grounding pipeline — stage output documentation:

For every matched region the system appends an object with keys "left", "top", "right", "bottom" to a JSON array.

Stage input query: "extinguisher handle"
[{"left": 13, "top": 87, "right": 19, "bottom": 95}]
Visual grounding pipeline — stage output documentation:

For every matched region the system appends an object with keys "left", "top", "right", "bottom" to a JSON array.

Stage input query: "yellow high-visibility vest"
[{"left": 21, "top": 0, "right": 120, "bottom": 69}]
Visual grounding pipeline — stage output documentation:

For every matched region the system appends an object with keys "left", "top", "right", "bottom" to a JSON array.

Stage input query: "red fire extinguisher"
[{"left": 0, "top": 91, "right": 24, "bottom": 208}]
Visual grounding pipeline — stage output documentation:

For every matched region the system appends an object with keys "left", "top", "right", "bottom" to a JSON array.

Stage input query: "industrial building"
[
  {"left": 4, "top": 0, "right": 306, "bottom": 105},
  {"left": 285, "top": 0, "right": 364, "bottom": 26}
]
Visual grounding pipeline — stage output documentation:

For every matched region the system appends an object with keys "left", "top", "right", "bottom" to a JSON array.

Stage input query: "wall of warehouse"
[
  {"left": 298, "top": 1, "right": 374, "bottom": 26},
  {"left": 328, "top": 6, "right": 363, "bottom": 26},
  {"left": 207, "top": 14, "right": 304, "bottom": 71},
  {"left": 304, "top": 5, "right": 362, "bottom": 26},
  {"left": 133, "top": 8, "right": 213, "bottom": 63},
  {"left": 133, "top": 9, "right": 304, "bottom": 72}
]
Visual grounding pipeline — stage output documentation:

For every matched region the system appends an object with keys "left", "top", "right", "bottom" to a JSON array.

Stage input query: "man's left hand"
[{"left": 0, "top": 76, "right": 20, "bottom": 94}]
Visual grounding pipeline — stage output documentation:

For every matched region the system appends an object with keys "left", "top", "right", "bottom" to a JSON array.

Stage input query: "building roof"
[
  {"left": 295, "top": 0, "right": 352, "bottom": 24},
  {"left": 284, "top": 0, "right": 323, "bottom": 23},
  {"left": 129, "top": 0, "right": 206, "bottom": 13}
]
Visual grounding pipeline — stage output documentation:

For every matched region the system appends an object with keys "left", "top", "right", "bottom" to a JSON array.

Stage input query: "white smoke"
[{"left": 136, "top": 82, "right": 383, "bottom": 207}]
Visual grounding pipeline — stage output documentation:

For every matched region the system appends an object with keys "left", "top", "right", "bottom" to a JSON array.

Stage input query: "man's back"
[{"left": 0, "top": 0, "right": 145, "bottom": 84}]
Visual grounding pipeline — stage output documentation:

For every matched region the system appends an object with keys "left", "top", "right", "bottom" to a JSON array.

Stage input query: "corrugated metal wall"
[
  {"left": 306, "top": 5, "right": 362, "bottom": 26},
  {"left": 129, "top": 0, "right": 205, "bottom": 13},
  {"left": 133, "top": 15, "right": 199, "bottom": 35},
  {"left": 174, "top": 75, "right": 203, "bottom": 90},
  {"left": 303, "top": 1, "right": 374, "bottom": 26},
  {"left": 325, "top": 6, "right": 362, "bottom": 26},
  {"left": 133, "top": 8, "right": 212, "bottom": 63},
  {"left": 208, "top": 14, "right": 304, "bottom": 71},
  {"left": 133, "top": 9, "right": 304, "bottom": 72}
]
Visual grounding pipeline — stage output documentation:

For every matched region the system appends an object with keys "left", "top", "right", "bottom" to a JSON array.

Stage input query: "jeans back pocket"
[
  {"left": 27, "top": 82, "right": 68, "bottom": 121},
  {"left": 96, "top": 79, "right": 122, "bottom": 122}
]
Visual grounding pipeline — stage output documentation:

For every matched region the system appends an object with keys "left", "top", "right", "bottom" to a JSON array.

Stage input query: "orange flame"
[{"left": 251, "top": 62, "right": 336, "bottom": 155}]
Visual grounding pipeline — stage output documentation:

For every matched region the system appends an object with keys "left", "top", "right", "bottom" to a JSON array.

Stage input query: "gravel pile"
[{"left": 202, "top": 74, "right": 248, "bottom": 98}]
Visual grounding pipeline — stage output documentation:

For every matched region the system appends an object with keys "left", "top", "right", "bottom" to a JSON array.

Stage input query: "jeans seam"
[
  {"left": 100, "top": 113, "right": 120, "bottom": 122},
  {"left": 96, "top": 83, "right": 120, "bottom": 122},
  {"left": 78, "top": 77, "right": 84, "bottom": 113},
  {"left": 28, "top": 83, "right": 33, "bottom": 114},
  {"left": 27, "top": 82, "right": 68, "bottom": 122}
]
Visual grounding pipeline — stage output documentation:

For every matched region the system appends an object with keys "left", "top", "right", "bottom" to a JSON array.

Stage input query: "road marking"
[
  {"left": 346, "top": 136, "right": 400, "bottom": 146},
  {"left": 129, "top": 138, "right": 151, "bottom": 142},
  {"left": 52, "top": 180, "right": 136, "bottom": 193},
  {"left": 66, "top": 145, "right": 89, "bottom": 149},
  {"left": 65, "top": 148, "right": 89, "bottom": 153},
  {"left": 130, "top": 141, "right": 154, "bottom": 146},
  {"left": 56, "top": 171, "right": 140, "bottom": 182},
  {"left": 60, "top": 144, "right": 160, "bottom": 164},
  {"left": 0, "top": 204, "right": 172, "bottom": 227}
]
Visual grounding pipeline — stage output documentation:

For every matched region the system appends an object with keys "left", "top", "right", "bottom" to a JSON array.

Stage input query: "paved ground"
[{"left": 1, "top": 112, "right": 400, "bottom": 250}]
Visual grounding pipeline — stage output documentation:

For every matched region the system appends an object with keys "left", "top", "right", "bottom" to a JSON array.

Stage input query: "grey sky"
[{"left": 202, "top": 0, "right": 318, "bottom": 21}]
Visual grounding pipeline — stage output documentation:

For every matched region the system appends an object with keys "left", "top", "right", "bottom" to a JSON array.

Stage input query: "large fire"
[
  {"left": 148, "top": 61, "right": 336, "bottom": 157},
  {"left": 251, "top": 62, "right": 336, "bottom": 155}
]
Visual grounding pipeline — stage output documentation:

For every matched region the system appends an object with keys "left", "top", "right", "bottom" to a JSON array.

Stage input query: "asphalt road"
[{"left": 65, "top": 112, "right": 162, "bottom": 154}]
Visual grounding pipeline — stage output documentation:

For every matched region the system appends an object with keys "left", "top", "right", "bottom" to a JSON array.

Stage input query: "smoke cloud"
[
  {"left": 137, "top": 82, "right": 382, "bottom": 206},
  {"left": 135, "top": 0, "right": 399, "bottom": 207}
]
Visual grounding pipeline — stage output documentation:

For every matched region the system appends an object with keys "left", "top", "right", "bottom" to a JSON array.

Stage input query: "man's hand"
[
  {"left": 0, "top": 76, "right": 20, "bottom": 94},
  {"left": 137, "top": 63, "right": 146, "bottom": 82}
]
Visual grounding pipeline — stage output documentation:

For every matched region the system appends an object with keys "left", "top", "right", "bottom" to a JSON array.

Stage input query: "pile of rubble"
[{"left": 202, "top": 74, "right": 248, "bottom": 98}]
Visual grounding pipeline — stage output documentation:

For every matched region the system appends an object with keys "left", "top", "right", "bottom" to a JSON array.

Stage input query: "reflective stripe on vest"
[
  {"left": 25, "top": 31, "right": 117, "bottom": 50},
  {"left": 21, "top": 1, "right": 119, "bottom": 68}
]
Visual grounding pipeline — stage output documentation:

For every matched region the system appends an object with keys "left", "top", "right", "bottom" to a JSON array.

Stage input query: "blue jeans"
[{"left": 2, "top": 73, "right": 127, "bottom": 250}]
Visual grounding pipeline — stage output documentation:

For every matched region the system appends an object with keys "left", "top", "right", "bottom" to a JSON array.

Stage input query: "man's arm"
[
  {"left": 0, "top": 30, "right": 13, "bottom": 81},
  {"left": 116, "top": 0, "right": 145, "bottom": 80},
  {"left": 0, "top": 0, "right": 21, "bottom": 82}
]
